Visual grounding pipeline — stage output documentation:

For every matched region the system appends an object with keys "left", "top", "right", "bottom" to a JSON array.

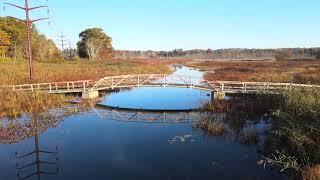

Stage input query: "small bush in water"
[{"left": 193, "top": 116, "right": 225, "bottom": 136}]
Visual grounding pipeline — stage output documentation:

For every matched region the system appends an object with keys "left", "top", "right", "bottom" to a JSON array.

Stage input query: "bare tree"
[{"left": 86, "top": 38, "right": 103, "bottom": 61}]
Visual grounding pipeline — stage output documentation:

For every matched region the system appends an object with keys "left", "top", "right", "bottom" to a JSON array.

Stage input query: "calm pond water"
[
  {"left": 0, "top": 66, "right": 282, "bottom": 180},
  {"left": 101, "top": 66, "right": 210, "bottom": 110}
]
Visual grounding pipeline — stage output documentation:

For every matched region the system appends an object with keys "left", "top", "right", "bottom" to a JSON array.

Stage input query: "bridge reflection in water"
[
  {"left": 0, "top": 104, "right": 283, "bottom": 179},
  {"left": 93, "top": 105, "right": 202, "bottom": 124}
]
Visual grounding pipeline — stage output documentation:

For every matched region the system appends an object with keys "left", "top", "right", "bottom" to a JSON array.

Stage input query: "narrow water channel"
[{"left": 0, "top": 66, "right": 282, "bottom": 180}]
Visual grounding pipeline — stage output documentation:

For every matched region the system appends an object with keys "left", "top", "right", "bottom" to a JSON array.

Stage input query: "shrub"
[
  {"left": 275, "top": 51, "right": 292, "bottom": 60},
  {"left": 262, "top": 88, "right": 320, "bottom": 175},
  {"left": 0, "top": 57, "right": 15, "bottom": 62},
  {"left": 193, "top": 116, "right": 225, "bottom": 136}
]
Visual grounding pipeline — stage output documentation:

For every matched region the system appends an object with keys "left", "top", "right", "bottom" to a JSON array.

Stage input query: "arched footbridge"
[{"left": 3, "top": 74, "right": 320, "bottom": 99}]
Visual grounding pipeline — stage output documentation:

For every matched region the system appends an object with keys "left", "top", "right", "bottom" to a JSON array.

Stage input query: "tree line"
[
  {"left": 1, "top": 16, "right": 319, "bottom": 62},
  {"left": 116, "top": 48, "right": 320, "bottom": 60},
  {"left": 0, "top": 17, "right": 114, "bottom": 61}
]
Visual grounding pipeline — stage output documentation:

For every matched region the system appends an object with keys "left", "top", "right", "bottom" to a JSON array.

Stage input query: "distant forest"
[{"left": 115, "top": 48, "right": 320, "bottom": 60}]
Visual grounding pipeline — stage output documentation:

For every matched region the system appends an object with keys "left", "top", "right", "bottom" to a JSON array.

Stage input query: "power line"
[
  {"left": 58, "top": 31, "right": 65, "bottom": 51},
  {"left": 4, "top": 0, "right": 48, "bottom": 81},
  {"left": 67, "top": 39, "right": 77, "bottom": 60}
]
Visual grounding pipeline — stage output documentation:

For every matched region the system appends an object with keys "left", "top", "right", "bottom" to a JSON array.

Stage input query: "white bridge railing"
[
  {"left": 2, "top": 74, "right": 320, "bottom": 94},
  {"left": 3, "top": 80, "right": 92, "bottom": 93},
  {"left": 91, "top": 74, "right": 210, "bottom": 91},
  {"left": 206, "top": 81, "right": 320, "bottom": 93}
]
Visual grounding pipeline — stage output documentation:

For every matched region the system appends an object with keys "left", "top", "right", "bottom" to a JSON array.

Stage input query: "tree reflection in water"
[{"left": 0, "top": 107, "right": 76, "bottom": 180}]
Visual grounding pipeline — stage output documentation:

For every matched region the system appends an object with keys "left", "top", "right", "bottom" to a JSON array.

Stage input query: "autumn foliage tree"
[
  {"left": 0, "top": 17, "right": 60, "bottom": 61},
  {"left": 0, "top": 29, "right": 10, "bottom": 58},
  {"left": 77, "top": 28, "right": 113, "bottom": 60}
]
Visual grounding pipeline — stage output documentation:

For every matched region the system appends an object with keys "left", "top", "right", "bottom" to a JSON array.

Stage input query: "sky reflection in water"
[{"left": 0, "top": 66, "right": 281, "bottom": 180}]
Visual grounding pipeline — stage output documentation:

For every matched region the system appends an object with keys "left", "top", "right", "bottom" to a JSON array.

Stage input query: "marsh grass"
[
  {"left": 0, "top": 59, "right": 171, "bottom": 85},
  {"left": 195, "top": 94, "right": 280, "bottom": 143},
  {"left": 260, "top": 87, "right": 320, "bottom": 177},
  {"left": 0, "top": 90, "right": 66, "bottom": 118},
  {"left": 189, "top": 60, "right": 320, "bottom": 85},
  {"left": 199, "top": 88, "right": 320, "bottom": 178},
  {"left": 0, "top": 59, "right": 171, "bottom": 117},
  {"left": 197, "top": 89, "right": 320, "bottom": 178},
  {"left": 304, "top": 165, "right": 320, "bottom": 180},
  {"left": 193, "top": 115, "right": 225, "bottom": 136}
]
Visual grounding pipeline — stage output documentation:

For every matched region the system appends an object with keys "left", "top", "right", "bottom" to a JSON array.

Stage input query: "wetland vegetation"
[
  {"left": 0, "top": 63, "right": 319, "bottom": 179},
  {"left": 1, "top": 2, "right": 319, "bottom": 178},
  {"left": 0, "top": 60, "right": 171, "bottom": 117},
  {"left": 194, "top": 88, "right": 320, "bottom": 179},
  {"left": 188, "top": 60, "right": 320, "bottom": 85}
]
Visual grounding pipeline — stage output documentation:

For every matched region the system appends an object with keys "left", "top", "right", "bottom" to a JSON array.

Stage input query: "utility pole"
[
  {"left": 68, "top": 40, "right": 72, "bottom": 60},
  {"left": 57, "top": 32, "right": 66, "bottom": 58},
  {"left": 14, "top": 38, "right": 17, "bottom": 61},
  {"left": 5, "top": 0, "right": 48, "bottom": 81},
  {"left": 58, "top": 32, "right": 65, "bottom": 57}
]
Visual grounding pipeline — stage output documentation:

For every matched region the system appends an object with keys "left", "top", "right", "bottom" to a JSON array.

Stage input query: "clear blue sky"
[{"left": 2, "top": 0, "right": 320, "bottom": 50}]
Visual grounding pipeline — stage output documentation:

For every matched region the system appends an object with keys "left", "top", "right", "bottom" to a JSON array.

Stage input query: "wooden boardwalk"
[
  {"left": 2, "top": 74, "right": 320, "bottom": 95},
  {"left": 3, "top": 80, "right": 92, "bottom": 94}
]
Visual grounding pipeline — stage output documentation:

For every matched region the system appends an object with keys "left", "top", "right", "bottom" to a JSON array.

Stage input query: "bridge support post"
[
  {"left": 82, "top": 90, "right": 99, "bottom": 99},
  {"left": 212, "top": 91, "right": 226, "bottom": 100}
]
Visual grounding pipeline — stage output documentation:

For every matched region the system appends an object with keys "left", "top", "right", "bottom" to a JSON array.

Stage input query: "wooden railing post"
[
  {"left": 221, "top": 82, "right": 225, "bottom": 91},
  {"left": 31, "top": 85, "right": 34, "bottom": 91},
  {"left": 83, "top": 81, "right": 86, "bottom": 91},
  {"left": 49, "top": 84, "right": 52, "bottom": 93}
]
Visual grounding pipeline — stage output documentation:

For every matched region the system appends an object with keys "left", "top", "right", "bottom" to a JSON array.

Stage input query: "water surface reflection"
[
  {"left": 0, "top": 66, "right": 282, "bottom": 179},
  {"left": 0, "top": 106, "right": 282, "bottom": 180}
]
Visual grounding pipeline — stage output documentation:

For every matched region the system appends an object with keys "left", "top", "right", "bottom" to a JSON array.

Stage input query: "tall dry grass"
[
  {"left": 260, "top": 88, "right": 320, "bottom": 177},
  {"left": 189, "top": 60, "right": 320, "bottom": 84},
  {"left": 0, "top": 59, "right": 171, "bottom": 117},
  {"left": 304, "top": 165, "right": 320, "bottom": 180},
  {"left": 0, "top": 90, "right": 66, "bottom": 118},
  {"left": 0, "top": 59, "right": 171, "bottom": 85}
]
